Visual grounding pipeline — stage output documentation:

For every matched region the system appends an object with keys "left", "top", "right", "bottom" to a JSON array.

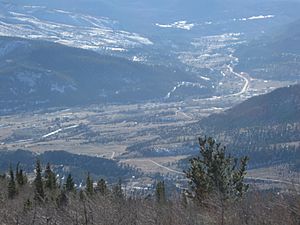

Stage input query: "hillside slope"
[
  {"left": 201, "top": 84, "right": 300, "bottom": 130},
  {"left": 197, "top": 84, "right": 300, "bottom": 168},
  {"left": 0, "top": 150, "right": 140, "bottom": 182},
  {"left": 0, "top": 36, "right": 208, "bottom": 113},
  {"left": 236, "top": 20, "right": 300, "bottom": 81}
]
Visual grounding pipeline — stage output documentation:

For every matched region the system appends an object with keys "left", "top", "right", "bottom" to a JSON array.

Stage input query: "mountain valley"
[{"left": 0, "top": 0, "right": 300, "bottom": 191}]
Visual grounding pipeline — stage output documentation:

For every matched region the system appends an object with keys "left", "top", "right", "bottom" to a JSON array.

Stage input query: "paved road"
[
  {"left": 111, "top": 151, "right": 116, "bottom": 159},
  {"left": 148, "top": 160, "right": 185, "bottom": 175},
  {"left": 42, "top": 124, "right": 79, "bottom": 138},
  {"left": 227, "top": 64, "right": 250, "bottom": 96}
]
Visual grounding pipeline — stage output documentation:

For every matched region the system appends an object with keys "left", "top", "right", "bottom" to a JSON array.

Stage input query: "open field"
[{"left": 0, "top": 78, "right": 292, "bottom": 175}]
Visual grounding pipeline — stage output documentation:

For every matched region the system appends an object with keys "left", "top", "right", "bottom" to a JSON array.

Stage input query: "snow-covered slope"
[{"left": 0, "top": 2, "right": 152, "bottom": 53}]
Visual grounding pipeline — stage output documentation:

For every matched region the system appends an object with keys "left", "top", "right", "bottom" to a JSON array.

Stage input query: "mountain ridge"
[
  {"left": 0, "top": 36, "right": 209, "bottom": 113},
  {"left": 200, "top": 84, "right": 300, "bottom": 130}
]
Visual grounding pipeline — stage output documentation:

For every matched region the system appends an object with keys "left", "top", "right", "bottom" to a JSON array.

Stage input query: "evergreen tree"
[
  {"left": 85, "top": 172, "right": 94, "bottom": 195},
  {"left": 96, "top": 178, "right": 108, "bottom": 195},
  {"left": 44, "top": 163, "right": 57, "bottom": 190},
  {"left": 79, "top": 189, "right": 85, "bottom": 201},
  {"left": 185, "top": 137, "right": 249, "bottom": 203},
  {"left": 65, "top": 173, "right": 75, "bottom": 192},
  {"left": 8, "top": 165, "right": 17, "bottom": 199},
  {"left": 155, "top": 181, "right": 166, "bottom": 204},
  {"left": 56, "top": 190, "right": 68, "bottom": 207},
  {"left": 112, "top": 179, "right": 123, "bottom": 199},
  {"left": 34, "top": 159, "right": 44, "bottom": 200},
  {"left": 16, "top": 162, "right": 27, "bottom": 186},
  {"left": 185, "top": 137, "right": 249, "bottom": 225}
]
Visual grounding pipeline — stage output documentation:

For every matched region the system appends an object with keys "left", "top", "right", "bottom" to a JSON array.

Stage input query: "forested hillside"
[
  {"left": 201, "top": 84, "right": 300, "bottom": 129},
  {"left": 1, "top": 173, "right": 298, "bottom": 225},
  {"left": 197, "top": 84, "right": 300, "bottom": 168},
  {"left": 0, "top": 150, "right": 140, "bottom": 183},
  {"left": 236, "top": 20, "right": 300, "bottom": 81},
  {"left": 0, "top": 36, "right": 207, "bottom": 113},
  {"left": 0, "top": 142, "right": 299, "bottom": 225}
]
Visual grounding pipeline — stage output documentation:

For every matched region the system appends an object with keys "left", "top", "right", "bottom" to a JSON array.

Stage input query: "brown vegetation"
[{"left": 0, "top": 173, "right": 300, "bottom": 225}]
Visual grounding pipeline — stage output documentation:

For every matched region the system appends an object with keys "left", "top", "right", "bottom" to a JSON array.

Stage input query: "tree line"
[{"left": 0, "top": 137, "right": 299, "bottom": 225}]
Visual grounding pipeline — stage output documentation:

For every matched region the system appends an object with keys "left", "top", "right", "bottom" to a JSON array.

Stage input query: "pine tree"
[
  {"left": 185, "top": 137, "right": 249, "bottom": 225},
  {"left": 44, "top": 163, "right": 57, "bottom": 190},
  {"left": 155, "top": 181, "right": 166, "bottom": 204},
  {"left": 56, "top": 190, "right": 68, "bottom": 207},
  {"left": 79, "top": 189, "right": 85, "bottom": 201},
  {"left": 85, "top": 172, "right": 94, "bottom": 196},
  {"left": 185, "top": 137, "right": 249, "bottom": 203},
  {"left": 16, "top": 162, "right": 27, "bottom": 186},
  {"left": 34, "top": 159, "right": 44, "bottom": 200},
  {"left": 96, "top": 178, "right": 108, "bottom": 195},
  {"left": 8, "top": 165, "right": 17, "bottom": 199},
  {"left": 65, "top": 173, "right": 75, "bottom": 192},
  {"left": 112, "top": 179, "right": 123, "bottom": 199}
]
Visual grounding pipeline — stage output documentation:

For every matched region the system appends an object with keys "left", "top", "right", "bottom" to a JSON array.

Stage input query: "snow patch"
[
  {"left": 53, "top": 9, "right": 71, "bottom": 14},
  {"left": 23, "top": 5, "right": 46, "bottom": 9},
  {"left": 0, "top": 5, "right": 153, "bottom": 53},
  {"left": 132, "top": 56, "right": 145, "bottom": 62},
  {"left": 106, "top": 47, "right": 126, "bottom": 52},
  {"left": 165, "top": 81, "right": 205, "bottom": 99},
  {"left": 248, "top": 15, "right": 275, "bottom": 20},
  {"left": 234, "top": 15, "right": 275, "bottom": 22},
  {"left": 199, "top": 76, "right": 211, "bottom": 81},
  {"left": 156, "top": 21, "right": 194, "bottom": 30}
]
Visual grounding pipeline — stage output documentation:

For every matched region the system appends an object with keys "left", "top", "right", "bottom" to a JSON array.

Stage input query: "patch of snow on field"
[
  {"left": 248, "top": 15, "right": 275, "bottom": 20},
  {"left": 107, "top": 47, "right": 126, "bottom": 52},
  {"left": 132, "top": 56, "right": 145, "bottom": 62},
  {"left": 234, "top": 15, "right": 275, "bottom": 22},
  {"left": 199, "top": 76, "right": 211, "bottom": 81},
  {"left": 156, "top": 21, "right": 194, "bottom": 30}
]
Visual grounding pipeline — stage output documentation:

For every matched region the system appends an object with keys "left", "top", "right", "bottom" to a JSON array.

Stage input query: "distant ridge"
[
  {"left": 236, "top": 19, "right": 300, "bottom": 81},
  {"left": 0, "top": 149, "right": 140, "bottom": 182},
  {"left": 201, "top": 84, "right": 300, "bottom": 130},
  {"left": 0, "top": 36, "right": 207, "bottom": 113}
]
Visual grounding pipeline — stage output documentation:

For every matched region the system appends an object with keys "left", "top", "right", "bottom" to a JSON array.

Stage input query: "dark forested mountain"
[
  {"left": 196, "top": 84, "right": 300, "bottom": 168},
  {"left": 236, "top": 20, "right": 300, "bottom": 81},
  {"left": 0, "top": 150, "right": 140, "bottom": 182},
  {"left": 0, "top": 36, "right": 207, "bottom": 113},
  {"left": 201, "top": 84, "right": 300, "bottom": 130}
]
